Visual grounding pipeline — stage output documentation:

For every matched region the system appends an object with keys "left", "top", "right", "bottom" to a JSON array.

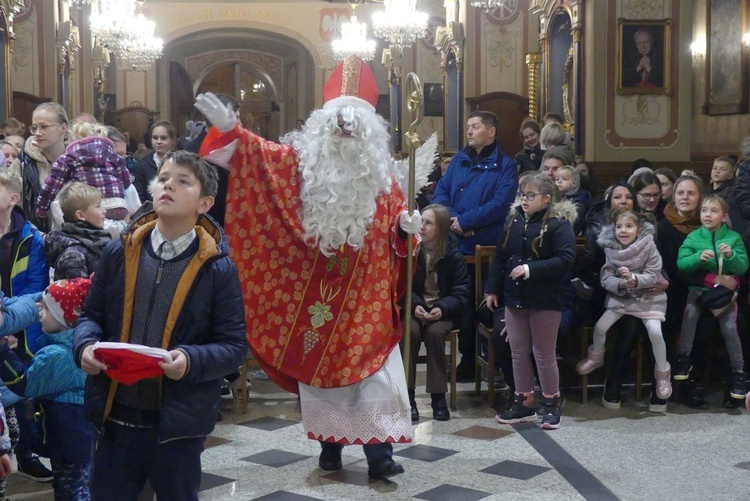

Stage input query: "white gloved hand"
[
  {"left": 399, "top": 210, "right": 422, "bottom": 235},
  {"left": 194, "top": 92, "right": 237, "bottom": 133}
]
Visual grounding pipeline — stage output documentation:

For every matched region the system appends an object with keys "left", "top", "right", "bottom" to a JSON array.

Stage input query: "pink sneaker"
[
  {"left": 654, "top": 363, "right": 672, "bottom": 400},
  {"left": 576, "top": 346, "right": 605, "bottom": 375}
]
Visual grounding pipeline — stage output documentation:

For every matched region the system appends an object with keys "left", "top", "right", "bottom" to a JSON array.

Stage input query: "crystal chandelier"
[
  {"left": 90, "top": 0, "right": 140, "bottom": 55},
  {"left": 119, "top": 14, "right": 163, "bottom": 71},
  {"left": 469, "top": 0, "right": 504, "bottom": 12},
  {"left": 372, "top": 0, "right": 428, "bottom": 49},
  {"left": 332, "top": 14, "right": 376, "bottom": 61},
  {"left": 90, "top": 0, "right": 162, "bottom": 71}
]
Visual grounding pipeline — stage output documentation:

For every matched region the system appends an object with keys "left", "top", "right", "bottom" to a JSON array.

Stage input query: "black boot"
[
  {"left": 730, "top": 371, "right": 747, "bottom": 400},
  {"left": 602, "top": 378, "right": 621, "bottom": 409},
  {"left": 431, "top": 393, "right": 450, "bottom": 421},
  {"left": 408, "top": 388, "right": 419, "bottom": 422},
  {"left": 681, "top": 380, "right": 708, "bottom": 410}
]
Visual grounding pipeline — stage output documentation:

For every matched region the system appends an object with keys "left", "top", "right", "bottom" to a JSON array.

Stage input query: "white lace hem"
[{"left": 299, "top": 346, "right": 413, "bottom": 444}]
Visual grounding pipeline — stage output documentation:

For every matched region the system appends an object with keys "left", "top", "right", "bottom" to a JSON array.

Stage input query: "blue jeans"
[
  {"left": 319, "top": 441, "right": 392, "bottom": 464},
  {"left": 90, "top": 423, "right": 204, "bottom": 501}
]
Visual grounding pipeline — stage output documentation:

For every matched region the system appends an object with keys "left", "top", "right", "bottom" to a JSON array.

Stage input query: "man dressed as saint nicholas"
[{"left": 195, "top": 56, "right": 426, "bottom": 480}]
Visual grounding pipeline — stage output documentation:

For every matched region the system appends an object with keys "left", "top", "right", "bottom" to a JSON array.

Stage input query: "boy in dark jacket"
[
  {"left": 73, "top": 151, "right": 247, "bottom": 501},
  {"left": 45, "top": 182, "right": 112, "bottom": 281},
  {"left": 0, "top": 278, "right": 94, "bottom": 500}
]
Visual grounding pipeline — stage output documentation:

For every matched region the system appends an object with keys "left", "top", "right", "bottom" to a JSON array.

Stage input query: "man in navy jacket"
[{"left": 432, "top": 110, "right": 518, "bottom": 381}]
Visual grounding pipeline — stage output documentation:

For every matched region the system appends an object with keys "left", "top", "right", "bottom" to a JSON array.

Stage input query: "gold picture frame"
[{"left": 616, "top": 19, "right": 671, "bottom": 95}]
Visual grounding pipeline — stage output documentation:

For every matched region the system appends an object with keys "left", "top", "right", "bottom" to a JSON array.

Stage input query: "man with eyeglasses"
[{"left": 432, "top": 110, "right": 518, "bottom": 382}]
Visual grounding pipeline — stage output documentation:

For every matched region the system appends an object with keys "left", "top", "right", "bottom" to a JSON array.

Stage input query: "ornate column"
[
  {"left": 381, "top": 47, "right": 403, "bottom": 152},
  {"left": 93, "top": 45, "right": 110, "bottom": 122},
  {"left": 434, "top": 21, "right": 464, "bottom": 151},
  {"left": 525, "top": 52, "right": 542, "bottom": 121}
]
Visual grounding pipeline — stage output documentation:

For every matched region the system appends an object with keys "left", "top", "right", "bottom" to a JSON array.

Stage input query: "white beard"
[{"left": 282, "top": 105, "right": 392, "bottom": 256}]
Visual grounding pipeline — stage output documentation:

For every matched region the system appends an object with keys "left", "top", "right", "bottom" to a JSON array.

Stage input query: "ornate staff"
[{"left": 402, "top": 72, "right": 424, "bottom": 381}]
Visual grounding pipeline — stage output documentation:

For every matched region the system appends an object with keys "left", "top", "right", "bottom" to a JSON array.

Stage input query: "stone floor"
[{"left": 7, "top": 366, "right": 750, "bottom": 500}]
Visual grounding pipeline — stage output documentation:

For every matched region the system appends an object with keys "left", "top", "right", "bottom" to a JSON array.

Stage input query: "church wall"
[
  {"left": 585, "top": 0, "right": 693, "bottom": 165},
  {"left": 465, "top": 0, "right": 538, "bottom": 105},
  {"left": 690, "top": 0, "right": 750, "bottom": 159}
]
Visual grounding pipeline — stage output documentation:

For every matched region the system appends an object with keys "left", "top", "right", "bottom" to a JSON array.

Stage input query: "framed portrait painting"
[
  {"left": 617, "top": 19, "right": 671, "bottom": 95},
  {"left": 703, "top": 0, "right": 748, "bottom": 115}
]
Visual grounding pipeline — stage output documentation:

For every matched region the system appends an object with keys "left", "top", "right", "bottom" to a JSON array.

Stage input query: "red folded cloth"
[{"left": 92, "top": 343, "right": 172, "bottom": 386}]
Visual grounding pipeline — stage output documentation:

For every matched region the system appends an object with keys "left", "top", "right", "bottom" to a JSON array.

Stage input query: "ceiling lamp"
[
  {"left": 91, "top": 0, "right": 162, "bottom": 71},
  {"left": 332, "top": 13, "right": 376, "bottom": 61},
  {"left": 372, "top": 0, "right": 428, "bottom": 49},
  {"left": 90, "top": 0, "right": 139, "bottom": 55},
  {"left": 469, "top": 0, "right": 504, "bottom": 12},
  {"left": 121, "top": 28, "right": 163, "bottom": 71}
]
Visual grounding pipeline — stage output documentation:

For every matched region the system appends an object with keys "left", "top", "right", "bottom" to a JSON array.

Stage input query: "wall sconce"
[
  {"left": 743, "top": 32, "right": 750, "bottom": 48},
  {"left": 690, "top": 40, "right": 705, "bottom": 65}
]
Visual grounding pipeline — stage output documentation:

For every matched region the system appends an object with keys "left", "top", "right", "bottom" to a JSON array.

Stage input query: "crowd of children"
[
  {"left": 3, "top": 103, "right": 750, "bottom": 497},
  {"left": 0, "top": 107, "right": 247, "bottom": 500},
  {"left": 474, "top": 133, "right": 750, "bottom": 428}
]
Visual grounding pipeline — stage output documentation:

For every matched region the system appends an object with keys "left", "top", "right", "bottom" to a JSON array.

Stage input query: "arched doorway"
[
  {"left": 162, "top": 28, "right": 316, "bottom": 142},
  {"left": 195, "top": 62, "right": 278, "bottom": 140}
]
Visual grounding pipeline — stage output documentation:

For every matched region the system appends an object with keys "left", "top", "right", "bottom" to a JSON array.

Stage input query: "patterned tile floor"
[{"left": 8, "top": 366, "right": 750, "bottom": 500}]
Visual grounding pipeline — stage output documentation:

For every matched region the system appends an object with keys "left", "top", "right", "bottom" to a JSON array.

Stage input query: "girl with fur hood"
[
  {"left": 485, "top": 171, "right": 576, "bottom": 430},
  {"left": 576, "top": 209, "right": 672, "bottom": 402}
]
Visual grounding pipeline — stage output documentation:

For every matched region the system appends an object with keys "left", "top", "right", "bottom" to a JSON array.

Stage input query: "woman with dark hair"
[
  {"left": 514, "top": 119, "right": 543, "bottom": 173},
  {"left": 401, "top": 204, "right": 471, "bottom": 422},
  {"left": 581, "top": 182, "right": 640, "bottom": 291},
  {"left": 132, "top": 120, "right": 176, "bottom": 203},
  {"left": 630, "top": 171, "right": 665, "bottom": 220}
]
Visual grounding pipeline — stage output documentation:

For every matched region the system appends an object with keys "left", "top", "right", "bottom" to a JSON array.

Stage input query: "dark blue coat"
[
  {"left": 432, "top": 141, "right": 518, "bottom": 255},
  {"left": 73, "top": 212, "right": 248, "bottom": 442},
  {"left": 485, "top": 202, "right": 576, "bottom": 311}
]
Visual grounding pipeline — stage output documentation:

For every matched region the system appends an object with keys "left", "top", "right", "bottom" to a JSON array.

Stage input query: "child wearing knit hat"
[{"left": 0, "top": 278, "right": 93, "bottom": 499}]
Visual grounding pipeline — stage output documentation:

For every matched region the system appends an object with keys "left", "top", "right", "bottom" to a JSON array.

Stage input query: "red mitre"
[{"left": 322, "top": 56, "right": 379, "bottom": 112}]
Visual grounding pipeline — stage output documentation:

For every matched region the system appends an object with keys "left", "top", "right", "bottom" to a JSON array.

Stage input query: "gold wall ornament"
[
  {"left": 525, "top": 52, "right": 542, "bottom": 121},
  {"left": 435, "top": 22, "right": 464, "bottom": 73}
]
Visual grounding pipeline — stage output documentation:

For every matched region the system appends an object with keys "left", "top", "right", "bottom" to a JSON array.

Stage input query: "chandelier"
[
  {"left": 372, "top": 0, "right": 428, "bottom": 49},
  {"left": 332, "top": 14, "right": 376, "bottom": 61},
  {"left": 469, "top": 0, "right": 504, "bottom": 12},
  {"left": 90, "top": 0, "right": 162, "bottom": 71},
  {"left": 90, "top": 0, "right": 140, "bottom": 55}
]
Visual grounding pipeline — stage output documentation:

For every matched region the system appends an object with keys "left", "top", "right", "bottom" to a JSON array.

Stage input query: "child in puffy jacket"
[
  {"left": 35, "top": 121, "right": 131, "bottom": 235},
  {"left": 675, "top": 194, "right": 749, "bottom": 401},
  {"left": 576, "top": 209, "right": 672, "bottom": 407},
  {"left": 0, "top": 279, "right": 93, "bottom": 500}
]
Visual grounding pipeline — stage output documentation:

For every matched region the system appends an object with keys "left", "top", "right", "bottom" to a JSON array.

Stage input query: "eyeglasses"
[
  {"left": 29, "top": 123, "right": 61, "bottom": 135},
  {"left": 517, "top": 192, "right": 542, "bottom": 201},
  {"left": 638, "top": 192, "right": 660, "bottom": 200}
]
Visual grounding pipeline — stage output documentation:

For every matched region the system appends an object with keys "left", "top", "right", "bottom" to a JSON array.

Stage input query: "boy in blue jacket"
[
  {"left": 73, "top": 151, "right": 247, "bottom": 501},
  {"left": 0, "top": 170, "right": 51, "bottom": 482},
  {"left": 0, "top": 278, "right": 93, "bottom": 499}
]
